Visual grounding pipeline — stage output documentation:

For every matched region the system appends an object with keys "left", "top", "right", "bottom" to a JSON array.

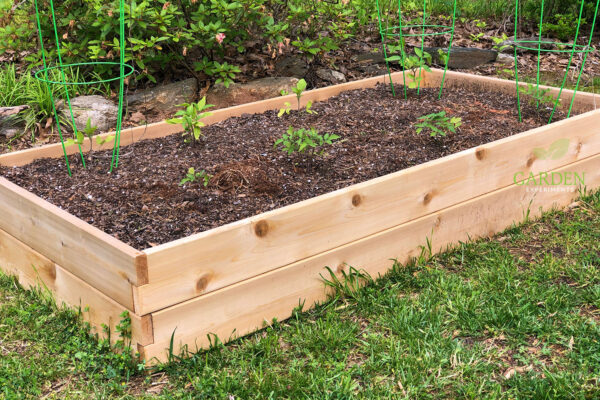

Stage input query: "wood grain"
[
  {"left": 0, "top": 228, "right": 152, "bottom": 346},
  {"left": 0, "top": 176, "right": 145, "bottom": 309},
  {"left": 140, "top": 153, "right": 600, "bottom": 362},
  {"left": 136, "top": 109, "right": 600, "bottom": 314}
]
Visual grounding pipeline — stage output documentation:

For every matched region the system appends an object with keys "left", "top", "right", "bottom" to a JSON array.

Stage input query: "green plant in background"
[
  {"left": 470, "top": 32, "right": 484, "bottom": 41},
  {"left": 376, "top": 0, "right": 457, "bottom": 99},
  {"left": 542, "top": 13, "right": 585, "bottom": 41},
  {"left": 523, "top": 83, "right": 561, "bottom": 109},
  {"left": 274, "top": 126, "right": 339, "bottom": 170},
  {"left": 292, "top": 79, "right": 307, "bottom": 111},
  {"left": 387, "top": 47, "right": 432, "bottom": 90},
  {"left": 491, "top": 33, "right": 510, "bottom": 52},
  {"left": 0, "top": 64, "right": 110, "bottom": 142},
  {"left": 415, "top": 111, "right": 462, "bottom": 137},
  {"left": 208, "top": 61, "right": 241, "bottom": 88},
  {"left": 167, "top": 97, "right": 214, "bottom": 144},
  {"left": 179, "top": 167, "right": 212, "bottom": 187}
]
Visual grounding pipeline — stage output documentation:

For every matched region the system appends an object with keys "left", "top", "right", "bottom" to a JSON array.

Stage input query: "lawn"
[{"left": 1, "top": 190, "right": 599, "bottom": 399}]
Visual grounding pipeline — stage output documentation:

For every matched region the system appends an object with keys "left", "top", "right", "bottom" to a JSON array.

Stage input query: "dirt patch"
[{"left": 1, "top": 84, "right": 567, "bottom": 249}]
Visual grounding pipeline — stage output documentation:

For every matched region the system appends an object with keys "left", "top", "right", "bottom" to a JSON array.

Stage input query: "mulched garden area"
[{"left": 1, "top": 83, "right": 568, "bottom": 249}]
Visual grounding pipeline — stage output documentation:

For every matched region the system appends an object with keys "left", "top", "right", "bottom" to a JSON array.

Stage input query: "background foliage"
[{"left": 0, "top": 0, "right": 596, "bottom": 88}]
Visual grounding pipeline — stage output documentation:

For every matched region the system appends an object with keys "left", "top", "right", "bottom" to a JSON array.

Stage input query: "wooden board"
[
  {"left": 0, "top": 72, "right": 409, "bottom": 168},
  {"left": 0, "top": 177, "right": 146, "bottom": 309},
  {"left": 426, "top": 69, "right": 599, "bottom": 114},
  {"left": 136, "top": 109, "right": 600, "bottom": 314},
  {"left": 140, "top": 153, "right": 600, "bottom": 362},
  {"left": 0, "top": 228, "right": 152, "bottom": 346},
  {"left": 2, "top": 69, "right": 594, "bottom": 170}
]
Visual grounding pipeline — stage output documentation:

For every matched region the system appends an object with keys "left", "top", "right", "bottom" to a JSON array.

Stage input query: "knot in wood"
[{"left": 254, "top": 220, "right": 269, "bottom": 237}]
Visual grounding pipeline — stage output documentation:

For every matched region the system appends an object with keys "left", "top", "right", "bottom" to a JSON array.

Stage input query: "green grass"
[{"left": 1, "top": 190, "right": 599, "bottom": 399}]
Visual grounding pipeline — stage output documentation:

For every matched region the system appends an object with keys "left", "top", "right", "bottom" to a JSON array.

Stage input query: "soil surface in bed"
[{"left": 1, "top": 84, "right": 568, "bottom": 249}]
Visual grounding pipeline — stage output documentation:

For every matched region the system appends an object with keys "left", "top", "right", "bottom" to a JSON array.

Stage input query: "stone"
[
  {"left": 58, "top": 95, "right": 118, "bottom": 132},
  {"left": 496, "top": 53, "right": 515, "bottom": 65},
  {"left": 0, "top": 105, "right": 29, "bottom": 120},
  {"left": 355, "top": 51, "right": 386, "bottom": 64},
  {"left": 316, "top": 68, "right": 347, "bottom": 84},
  {"left": 275, "top": 55, "right": 309, "bottom": 78},
  {"left": 423, "top": 47, "right": 498, "bottom": 69},
  {"left": 0, "top": 126, "right": 22, "bottom": 138},
  {"left": 206, "top": 77, "right": 299, "bottom": 109},
  {"left": 127, "top": 78, "right": 198, "bottom": 115}
]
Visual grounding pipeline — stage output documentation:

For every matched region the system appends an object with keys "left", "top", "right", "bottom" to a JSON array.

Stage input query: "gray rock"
[
  {"left": 59, "top": 95, "right": 118, "bottom": 132},
  {"left": 496, "top": 53, "right": 515, "bottom": 65},
  {"left": 355, "top": 51, "right": 386, "bottom": 64},
  {"left": 275, "top": 56, "right": 308, "bottom": 78},
  {"left": 206, "top": 77, "right": 299, "bottom": 109},
  {"left": 316, "top": 68, "right": 347, "bottom": 84},
  {"left": 423, "top": 47, "right": 498, "bottom": 69},
  {"left": 0, "top": 106, "right": 28, "bottom": 138},
  {"left": 0, "top": 126, "right": 22, "bottom": 138},
  {"left": 127, "top": 78, "right": 198, "bottom": 114}
]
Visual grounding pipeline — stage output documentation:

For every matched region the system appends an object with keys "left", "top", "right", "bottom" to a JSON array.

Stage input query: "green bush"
[{"left": 0, "top": 0, "right": 375, "bottom": 87}]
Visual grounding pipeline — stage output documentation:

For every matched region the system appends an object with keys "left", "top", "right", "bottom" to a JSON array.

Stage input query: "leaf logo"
[{"left": 533, "top": 138, "right": 570, "bottom": 160}]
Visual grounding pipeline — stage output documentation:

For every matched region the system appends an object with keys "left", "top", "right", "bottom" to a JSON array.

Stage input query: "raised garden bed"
[{"left": 0, "top": 69, "right": 599, "bottom": 363}]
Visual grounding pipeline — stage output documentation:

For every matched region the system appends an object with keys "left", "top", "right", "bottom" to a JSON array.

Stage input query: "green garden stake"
[
  {"left": 512, "top": 0, "right": 599, "bottom": 124},
  {"left": 32, "top": 0, "right": 133, "bottom": 175},
  {"left": 375, "top": 0, "right": 457, "bottom": 99}
]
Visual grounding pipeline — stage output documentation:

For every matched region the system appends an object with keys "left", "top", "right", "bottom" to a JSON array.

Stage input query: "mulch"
[{"left": 0, "top": 83, "right": 567, "bottom": 249}]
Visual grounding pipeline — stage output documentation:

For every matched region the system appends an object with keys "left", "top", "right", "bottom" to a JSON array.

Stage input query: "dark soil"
[{"left": 0, "top": 84, "right": 567, "bottom": 249}]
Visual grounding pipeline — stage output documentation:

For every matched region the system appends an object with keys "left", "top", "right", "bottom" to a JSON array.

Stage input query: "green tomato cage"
[
  {"left": 376, "top": 0, "right": 458, "bottom": 99},
  {"left": 513, "top": 0, "right": 600, "bottom": 124},
  {"left": 33, "top": 0, "right": 132, "bottom": 176}
]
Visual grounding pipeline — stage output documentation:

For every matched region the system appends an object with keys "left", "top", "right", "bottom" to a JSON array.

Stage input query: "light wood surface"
[
  {"left": 140, "top": 153, "right": 600, "bottom": 362},
  {"left": 425, "top": 69, "right": 599, "bottom": 114},
  {"left": 0, "top": 72, "right": 407, "bottom": 167},
  {"left": 0, "top": 228, "right": 152, "bottom": 346},
  {"left": 0, "top": 176, "right": 146, "bottom": 309},
  {"left": 137, "top": 109, "right": 600, "bottom": 314}
]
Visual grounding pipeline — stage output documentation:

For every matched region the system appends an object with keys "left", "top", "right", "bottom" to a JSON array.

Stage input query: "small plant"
[
  {"left": 278, "top": 101, "right": 292, "bottom": 117},
  {"left": 274, "top": 126, "right": 339, "bottom": 170},
  {"left": 523, "top": 83, "right": 560, "bottom": 109},
  {"left": 305, "top": 100, "right": 317, "bottom": 115},
  {"left": 179, "top": 167, "right": 212, "bottom": 187},
  {"left": 386, "top": 44, "right": 432, "bottom": 89},
  {"left": 167, "top": 97, "right": 214, "bottom": 144},
  {"left": 415, "top": 111, "right": 462, "bottom": 137},
  {"left": 210, "top": 61, "right": 241, "bottom": 88},
  {"left": 474, "top": 19, "right": 487, "bottom": 29},
  {"left": 292, "top": 79, "right": 307, "bottom": 111},
  {"left": 491, "top": 34, "right": 511, "bottom": 52},
  {"left": 64, "top": 118, "right": 103, "bottom": 157},
  {"left": 470, "top": 32, "right": 484, "bottom": 42},
  {"left": 438, "top": 49, "right": 450, "bottom": 65},
  {"left": 542, "top": 14, "right": 585, "bottom": 41}
]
